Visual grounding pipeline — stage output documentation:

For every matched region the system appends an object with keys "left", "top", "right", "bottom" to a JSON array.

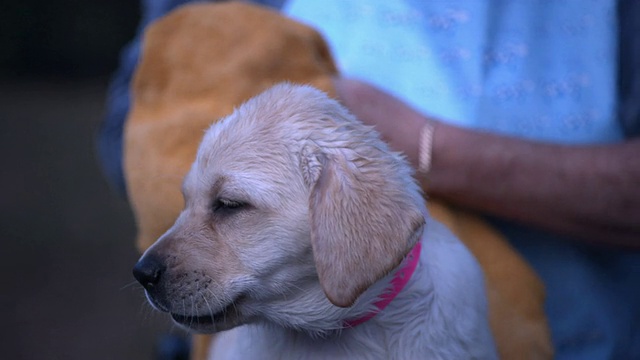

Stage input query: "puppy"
[{"left": 133, "top": 83, "right": 497, "bottom": 359}]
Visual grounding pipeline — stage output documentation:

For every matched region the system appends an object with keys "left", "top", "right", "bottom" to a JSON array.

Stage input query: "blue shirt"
[
  {"left": 285, "top": 1, "right": 640, "bottom": 358},
  {"left": 286, "top": 0, "right": 622, "bottom": 144}
]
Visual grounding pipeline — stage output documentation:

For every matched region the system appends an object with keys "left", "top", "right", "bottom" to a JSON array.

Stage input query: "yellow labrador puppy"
[{"left": 133, "top": 84, "right": 497, "bottom": 359}]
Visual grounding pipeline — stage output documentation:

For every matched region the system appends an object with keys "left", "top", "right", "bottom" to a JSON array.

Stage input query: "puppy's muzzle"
[
  {"left": 133, "top": 254, "right": 165, "bottom": 288},
  {"left": 133, "top": 255, "right": 170, "bottom": 311}
]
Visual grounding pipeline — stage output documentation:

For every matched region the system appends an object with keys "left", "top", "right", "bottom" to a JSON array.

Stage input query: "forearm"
[
  {"left": 430, "top": 126, "right": 640, "bottom": 248},
  {"left": 334, "top": 78, "right": 640, "bottom": 248}
]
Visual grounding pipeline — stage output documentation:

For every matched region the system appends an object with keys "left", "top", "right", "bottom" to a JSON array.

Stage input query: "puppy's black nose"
[{"left": 133, "top": 255, "right": 166, "bottom": 290}]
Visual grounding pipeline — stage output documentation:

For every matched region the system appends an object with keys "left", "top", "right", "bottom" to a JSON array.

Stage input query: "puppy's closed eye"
[{"left": 212, "top": 198, "right": 248, "bottom": 215}]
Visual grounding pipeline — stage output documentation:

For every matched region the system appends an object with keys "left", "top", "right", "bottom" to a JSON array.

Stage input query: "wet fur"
[{"left": 137, "top": 84, "right": 497, "bottom": 359}]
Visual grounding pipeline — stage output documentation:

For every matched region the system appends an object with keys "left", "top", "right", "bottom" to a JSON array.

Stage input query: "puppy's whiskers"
[
  {"left": 182, "top": 298, "right": 187, "bottom": 323},
  {"left": 202, "top": 275, "right": 224, "bottom": 305},
  {"left": 202, "top": 293, "right": 215, "bottom": 320},
  {"left": 191, "top": 296, "right": 197, "bottom": 327},
  {"left": 120, "top": 280, "right": 142, "bottom": 291}
]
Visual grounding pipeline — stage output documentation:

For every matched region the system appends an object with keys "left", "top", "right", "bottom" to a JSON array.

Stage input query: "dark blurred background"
[{"left": 0, "top": 1, "right": 180, "bottom": 359}]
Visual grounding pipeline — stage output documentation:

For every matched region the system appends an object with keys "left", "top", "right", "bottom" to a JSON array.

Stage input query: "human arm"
[{"left": 334, "top": 78, "right": 640, "bottom": 248}]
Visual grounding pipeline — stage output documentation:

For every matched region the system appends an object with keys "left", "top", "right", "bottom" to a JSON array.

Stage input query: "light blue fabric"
[
  {"left": 285, "top": 1, "right": 640, "bottom": 359},
  {"left": 285, "top": 0, "right": 623, "bottom": 144}
]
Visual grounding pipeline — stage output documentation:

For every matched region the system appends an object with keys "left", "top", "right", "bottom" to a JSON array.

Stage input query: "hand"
[
  {"left": 333, "top": 77, "right": 436, "bottom": 168},
  {"left": 333, "top": 76, "right": 640, "bottom": 247}
]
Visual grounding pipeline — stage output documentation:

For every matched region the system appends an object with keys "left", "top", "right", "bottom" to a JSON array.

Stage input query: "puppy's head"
[{"left": 133, "top": 83, "right": 425, "bottom": 333}]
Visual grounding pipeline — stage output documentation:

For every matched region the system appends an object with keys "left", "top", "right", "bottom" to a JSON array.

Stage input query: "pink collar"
[{"left": 343, "top": 241, "right": 422, "bottom": 328}]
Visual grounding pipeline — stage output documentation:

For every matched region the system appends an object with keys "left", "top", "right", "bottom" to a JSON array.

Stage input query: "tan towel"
[{"left": 124, "top": 2, "right": 553, "bottom": 359}]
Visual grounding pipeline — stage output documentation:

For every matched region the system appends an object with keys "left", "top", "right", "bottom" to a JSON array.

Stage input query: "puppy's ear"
[{"left": 304, "top": 147, "right": 425, "bottom": 308}]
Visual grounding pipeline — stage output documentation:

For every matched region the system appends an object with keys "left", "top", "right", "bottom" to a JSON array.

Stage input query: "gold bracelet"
[{"left": 418, "top": 122, "right": 435, "bottom": 176}]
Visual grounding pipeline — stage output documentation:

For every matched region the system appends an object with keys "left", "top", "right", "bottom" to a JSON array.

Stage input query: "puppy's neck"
[
  {"left": 343, "top": 241, "right": 422, "bottom": 327},
  {"left": 338, "top": 206, "right": 430, "bottom": 331}
]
